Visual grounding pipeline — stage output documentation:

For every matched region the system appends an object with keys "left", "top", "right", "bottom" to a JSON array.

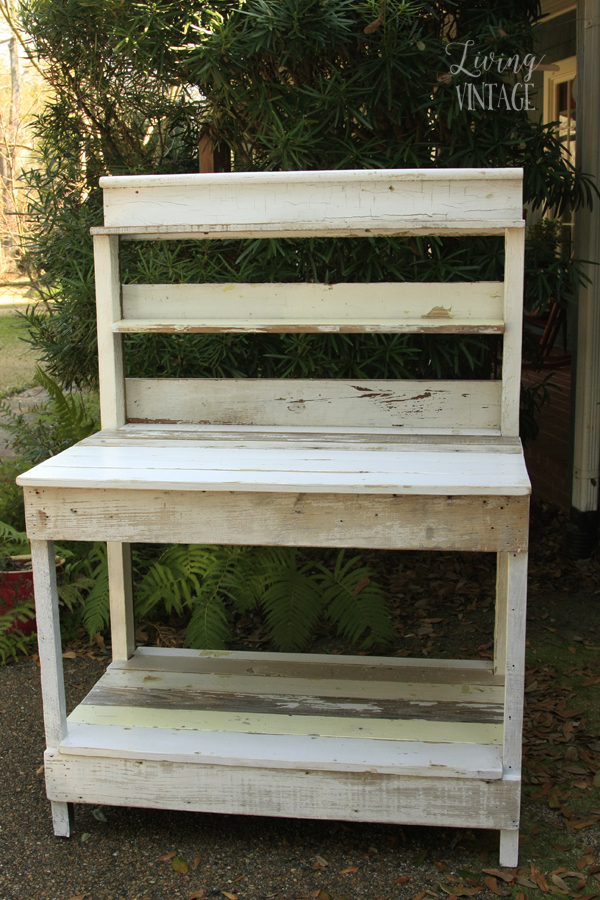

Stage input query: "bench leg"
[
  {"left": 107, "top": 542, "right": 135, "bottom": 661},
  {"left": 31, "top": 541, "right": 71, "bottom": 835},
  {"left": 499, "top": 550, "right": 528, "bottom": 867},
  {"left": 51, "top": 801, "right": 74, "bottom": 837},
  {"left": 499, "top": 829, "right": 519, "bottom": 868}
]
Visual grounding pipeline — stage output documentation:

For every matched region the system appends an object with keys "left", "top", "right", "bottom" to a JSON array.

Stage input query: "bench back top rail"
[{"left": 92, "top": 168, "right": 525, "bottom": 438}]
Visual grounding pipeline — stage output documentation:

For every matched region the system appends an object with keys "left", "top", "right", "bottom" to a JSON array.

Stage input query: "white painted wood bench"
[{"left": 18, "top": 168, "right": 530, "bottom": 866}]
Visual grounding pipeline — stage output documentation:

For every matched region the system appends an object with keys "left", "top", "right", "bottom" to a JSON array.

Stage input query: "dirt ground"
[{"left": 1, "top": 503, "right": 600, "bottom": 900}]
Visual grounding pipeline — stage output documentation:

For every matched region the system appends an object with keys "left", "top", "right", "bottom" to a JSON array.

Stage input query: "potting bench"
[{"left": 18, "top": 168, "right": 530, "bottom": 866}]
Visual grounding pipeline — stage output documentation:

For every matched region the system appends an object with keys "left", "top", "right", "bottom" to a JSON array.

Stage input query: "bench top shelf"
[{"left": 17, "top": 427, "right": 531, "bottom": 495}]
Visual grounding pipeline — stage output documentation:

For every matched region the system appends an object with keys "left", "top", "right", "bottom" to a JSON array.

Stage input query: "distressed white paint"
[
  {"left": 118, "top": 281, "right": 504, "bottom": 333},
  {"left": 44, "top": 751, "right": 521, "bottom": 829},
  {"left": 97, "top": 168, "right": 523, "bottom": 234},
  {"left": 97, "top": 665, "right": 505, "bottom": 704},
  {"left": 31, "top": 540, "right": 67, "bottom": 749},
  {"left": 94, "top": 235, "right": 125, "bottom": 430},
  {"left": 107, "top": 542, "right": 135, "bottom": 661},
  {"left": 502, "top": 551, "right": 528, "bottom": 779},
  {"left": 500, "top": 826, "right": 520, "bottom": 868},
  {"left": 501, "top": 228, "right": 525, "bottom": 437},
  {"left": 22, "top": 486, "right": 529, "bottom": 552},
  {"left": 17, "top": 440, "right": 530, "bottom": 495},
  {"left": 123, "top": 378, "right": 503, "bottom": 433},
  {"left": 59, "top": 722, "right": 504, "bottom": 779}
]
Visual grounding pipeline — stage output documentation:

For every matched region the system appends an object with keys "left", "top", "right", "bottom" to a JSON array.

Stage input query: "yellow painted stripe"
[{"left": 69, "top": 705, "right": 503, "bottom": 744}]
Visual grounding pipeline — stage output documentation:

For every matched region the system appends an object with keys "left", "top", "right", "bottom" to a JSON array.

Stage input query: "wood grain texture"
[
  {"left": 31, "top": 540, "right": 67, "bottom": 749},
  {"left": 500, "top": 827, "right": 520, "bottom": 868},
  {"left": 69, "top": 702, "right": 503, "bottom": 744},
  {"left": 23, "top": 487, "right": 530, "bottom": 551},
  {"left": 93, "top": 235, "right": 125, "bottom": 430},
  {"left": 99, "top": 665, "right": 505, "bottom": 702},
  {"left": 124, "top": 377, "right": 503, "bottom": 432},
  {"left": 44, "top": 750, "right": 521, "bottom": 828},
  {"left": 111, "top": 646, "right": 504, "bottom": 685},
  {"left": 118, "top": 281, "right": 504, "bottom": 334},
  {"left": 93, "top": 221, "right": 525, "bottom": 239},
  {"left": 81, "top": 683, "right": 503, "bottom": 724},
  {"left": 60, "top": 722, "right": 504, "bottom": 778},
  {"left": 16, "top": 441, "right": 530, "bottom": 496},
  {"left": 502, "top": 228, "right": 525, "bottom": 437},
  {"left": 107, "top": 542, "right": 135, "bottom": 661},
  {"left": 502, "top": 551, "right": 528, "bottom": 778},
  {"left": 97, "top": 168, "right": 523, "bottom": 233},
  {"left": 494, "top": 552, "right": 509, "bottom": 676}
]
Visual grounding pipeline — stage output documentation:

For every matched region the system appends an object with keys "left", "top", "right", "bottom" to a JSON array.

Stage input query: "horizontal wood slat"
[
  {"left": 59, "top": 722, "right": 504, "bottom": 778},
  {"left": 117, "top": 282, "right": 504, "bottom": 334},
  {"left": 44, "top": 750, "right": 520, "bottom": 827},
  {"left": 111, "top": 646, "right": 504, "bottom": 685},
  {"left": 103, "top": 663, "right": 505, "bottom": 699},
  {"left": 69, "top": 703, "right": 503, "bottom": 744},
  {"left": 22, "top": 487, "right": 529, "bottom": 550},
  {"left": 82, "top": 685, "right": 503, "bottom": 724},
  {"left": 17, "top": 440, "right": 530, "bottom": 494},
  {"left": 95, "top": 168, "right": 523, "bottom": 235},
  {"left": 124, "top": 378, "right": 503, "bottom": 432}
]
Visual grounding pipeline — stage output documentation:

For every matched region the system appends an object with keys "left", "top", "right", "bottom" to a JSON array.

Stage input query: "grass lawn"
[{"left": 0, "top": 305, "right": 37, "bottom": 399}]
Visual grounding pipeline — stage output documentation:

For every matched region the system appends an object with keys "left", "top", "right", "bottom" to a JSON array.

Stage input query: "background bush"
[{"left": 17, "top": 0, "right": 594, "bottom": 389}]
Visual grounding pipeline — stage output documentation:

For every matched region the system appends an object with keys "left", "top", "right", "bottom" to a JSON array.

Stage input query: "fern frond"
[
  {"left": 0, "top": 521, "right": 29, "bottom": 547},
  {"left": 260, "top": 548, "right": 324, "bottom": 652},
  {"left": 185, "top": 591, "right": 232, "bottom": 649},
  {"left": 80, "top": 545, "right": 109, "bottom": 638},
  {"left": 135, "top": 544, "right": 211, "bottom": 617},
  {"left": 34, "top": 366, "right": 97, "bottom": 446},
  {"left": 319, "top": 551, "right": 393, "bottom": 649},
  {"left": 0, "top": 600, "right": 36, "bottom": 664}
]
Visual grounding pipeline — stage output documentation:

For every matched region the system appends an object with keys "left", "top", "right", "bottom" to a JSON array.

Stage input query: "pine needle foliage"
[{"left": 17, "top": 0, "right": 595, "bottom": 390}]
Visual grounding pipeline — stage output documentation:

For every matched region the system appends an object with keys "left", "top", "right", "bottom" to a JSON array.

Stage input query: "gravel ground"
[{"left": 2, "top": 502, "right": 600, "bottom": 900}]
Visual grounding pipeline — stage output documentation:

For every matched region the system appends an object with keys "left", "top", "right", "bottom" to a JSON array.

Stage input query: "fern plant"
[
  {"left": 135, "top": 544, "right": 393, "bottom": 652},
  {"left": 0, "top": 366, "right": 98, "bottom": 467}
]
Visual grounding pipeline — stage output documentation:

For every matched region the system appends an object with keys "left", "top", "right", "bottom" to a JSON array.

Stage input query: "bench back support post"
[
  {"left": 502, "top": 227, "right": 525, "bottom": 437},
  {"left": 94, "top": 234, "right": 125, "bottom": 429}
]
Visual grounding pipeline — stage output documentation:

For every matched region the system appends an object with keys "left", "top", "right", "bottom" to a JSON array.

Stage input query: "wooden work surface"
[{"left": 17, "top": 428, "right": 530, "bottom": 495}]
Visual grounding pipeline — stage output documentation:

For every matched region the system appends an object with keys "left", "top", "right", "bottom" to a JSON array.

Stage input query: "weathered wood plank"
[
  {"left": 124, "top": 377, "right": 503, "bottom": 432},
  {"left": 17, "top": 441, "right": 530, "bottom": 496},
  {"left": 116, "top": 317, "right": 505, "bottom": 335},
  {"left": 94, "top": 235, "right": 125, "bottom": 430},
  {"left": 118, "top": 281, "right": 504, "bottom": 334},
  {"left": 31, "top": 540, "right": 67, "bottom": 750},
  {"left": 107, "top": 542, "right": 135, "bottom": 661},
  {"left": 111, "top": 646, "right": 504, "bottom": 685},
  {"left": 97, "top": 168, "right": 524, "bottom": 233},
  {"left": 82, "top": 684, "right": 503, "bottom": 724},
  {"left": 59, "top": 722, "right": 504, "bottom": 778},
  {"left": 85, "top": 426, "right": 525, "bottom": 449},
  {"left": 23, "top": 487, "right": 529, "bottom": 551},
  {"left": 69, "top": 703, "right": 503, "bottom": 743},
  {"left": 44, "top": 750, "right": 521, "bottom": 828},
  {"left": 100, "top": 665, "right": 506, "bottom": 702},
  {"left": 502, "top": 228, "right": 525, "bottom": 436}
]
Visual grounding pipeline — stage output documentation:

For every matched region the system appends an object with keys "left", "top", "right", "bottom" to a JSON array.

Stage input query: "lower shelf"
[{"left": 48, "top": 648, "right": 518, "bottom": 829}]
